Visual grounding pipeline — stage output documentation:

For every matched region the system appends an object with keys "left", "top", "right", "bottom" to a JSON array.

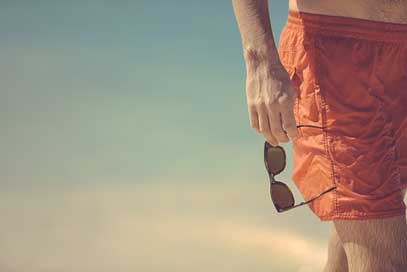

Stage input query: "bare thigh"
[{"left": 333, "top": 213, "right": 407, "bottom": 272}]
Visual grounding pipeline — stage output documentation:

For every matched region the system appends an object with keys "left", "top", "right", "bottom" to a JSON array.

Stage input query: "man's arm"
[
  {"left": 231, "top": 0, "right": 281, "bottom": 66},
  {"left": 232, "top": 0, "right": 299, "bottom": 145}
]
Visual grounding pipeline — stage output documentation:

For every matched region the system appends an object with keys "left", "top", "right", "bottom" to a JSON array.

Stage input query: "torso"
[{"left": 288, "top": 0, "right": 407, "bottom": 24}]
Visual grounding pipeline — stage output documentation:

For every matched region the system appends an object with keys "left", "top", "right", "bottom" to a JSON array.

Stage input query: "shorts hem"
[{"left": 317, "top": 207, "right": 406, "bottom": 221}]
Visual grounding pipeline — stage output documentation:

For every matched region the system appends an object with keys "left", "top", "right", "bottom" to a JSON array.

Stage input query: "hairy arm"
[
  {"left": 231, "top": 0, "right": 281, "bottom": 66},
  {"left": 232, "top": 0, "right": 299, "bottom": 145}
]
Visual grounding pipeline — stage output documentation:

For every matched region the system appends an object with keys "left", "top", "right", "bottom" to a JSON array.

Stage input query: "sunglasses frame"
[{"left": 264, "top": 140, "right": 337, "bottom": 213}]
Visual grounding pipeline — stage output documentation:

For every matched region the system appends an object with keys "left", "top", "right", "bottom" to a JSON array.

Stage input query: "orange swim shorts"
[{"left": 278, "top": 10, "right": 407, "bottom": 221}]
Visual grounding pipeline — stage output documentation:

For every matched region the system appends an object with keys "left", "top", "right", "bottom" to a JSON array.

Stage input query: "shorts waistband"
[{"left": 287, "top": 9, "right": 407, "bottom": 43}]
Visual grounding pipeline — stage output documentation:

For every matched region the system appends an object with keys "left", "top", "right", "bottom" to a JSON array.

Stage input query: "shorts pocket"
[
  {"left": 285, "top": 65, "right": 300, "bottom": 88},
  {"left": 284, "top": 64, "right": 325, "bottom": 137}
]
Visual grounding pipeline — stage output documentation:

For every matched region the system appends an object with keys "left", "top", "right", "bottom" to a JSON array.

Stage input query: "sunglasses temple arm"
[{"left": 288, "top": 186, "right": 337, "bottom": 210}]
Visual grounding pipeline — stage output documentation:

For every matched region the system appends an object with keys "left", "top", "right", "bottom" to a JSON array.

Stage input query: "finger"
[
  {"left": 247, "top": 104, "right": 260, "bottom": 133},
  {"left": 264, "top": 129, "right": 279, "bottom": 147},
  {"left": 267, "top": 110, "right": 289, "bottom": 142},
  {"left": 280, "top": 104, "right": 300, "bottom": 138},
  {"left": 258, "top": 105, "right": 270, "bottom": 134},
  {"left": 258, "top": 106, "right": 279, "bottom": 146},
  {"left": 278, "top": 86, "right": 299, "bottom": 138}
]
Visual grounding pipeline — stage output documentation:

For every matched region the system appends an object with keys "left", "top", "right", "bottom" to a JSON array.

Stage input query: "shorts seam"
[
  {"left": 367, "top": 51, "right": 403, "bottom": 196},
  {"left": 287, "top": 25, "right": 406, "bottom": 44},
  {"left": 318, "top": 207, "right": 406, "bottom": 221},
  {"left": 293, "top": 66, "right": 301, "bottom": 137},
  {"left": 313, "top": 36, "right": 339, "bottom": 218}
]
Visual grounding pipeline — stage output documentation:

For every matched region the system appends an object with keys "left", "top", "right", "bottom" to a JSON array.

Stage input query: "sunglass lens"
[
  {"left": 270, "top": 182, "right": 294, "bottom": 210},
  {"left": 265, "top": 145, "right": 285, "bottom": 174}
]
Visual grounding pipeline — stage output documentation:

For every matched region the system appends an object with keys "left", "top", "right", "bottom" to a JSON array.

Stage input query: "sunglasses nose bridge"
[{"left": 268, "top": 172, "right": 276, "bottom": 183}]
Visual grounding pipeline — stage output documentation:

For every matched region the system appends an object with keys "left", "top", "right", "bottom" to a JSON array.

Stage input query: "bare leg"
[
  {"left": 333, "top": 213, "right": 407, "bottom": 272},
  {"left": 323, "top": 223, "right": 349, "bottom": 272}
]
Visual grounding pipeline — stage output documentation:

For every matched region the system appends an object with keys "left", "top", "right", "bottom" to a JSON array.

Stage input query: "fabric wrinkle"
[{"left": 278, "top": 10, "right": 407, "bottom": 221}]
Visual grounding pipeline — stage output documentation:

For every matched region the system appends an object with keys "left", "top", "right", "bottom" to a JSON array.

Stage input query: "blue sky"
[
  {"left": 1, "top": 1, "right": 332, "bottom": 271},
  {"left": 2, "top": 0, "right": 291, "bottom": 185}
]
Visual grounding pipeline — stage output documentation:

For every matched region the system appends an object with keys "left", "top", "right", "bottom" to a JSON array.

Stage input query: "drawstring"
[{"left": 296, "top": 124, "right": 326, "bottom": 129}]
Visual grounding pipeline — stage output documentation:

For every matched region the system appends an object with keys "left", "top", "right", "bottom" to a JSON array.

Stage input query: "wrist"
[{"left": 242, "top": 38, "right": 281, "bottom": 67}]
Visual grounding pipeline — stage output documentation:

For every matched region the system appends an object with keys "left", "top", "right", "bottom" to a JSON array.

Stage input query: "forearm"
[{"left": 231, "top": 0, "right": 281, "bottom": 65}]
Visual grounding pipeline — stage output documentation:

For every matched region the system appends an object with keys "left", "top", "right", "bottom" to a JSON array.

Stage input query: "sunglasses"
[{"left": 264, "top": 140, "right": 337, "bottom": 213}]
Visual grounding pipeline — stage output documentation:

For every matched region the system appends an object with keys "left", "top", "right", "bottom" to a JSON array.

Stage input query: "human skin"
[
  {"left": 289, "top": 0, "right": 407, "bottom": 24},
  {"left": 231, "top": 0, "right": 300, "bottom": 147},
  {"left": 232, "top": 1, "right": 407, "bottom": 271},
  {"left": 232, "top": 0, "right": 407, "bottom": 147}
]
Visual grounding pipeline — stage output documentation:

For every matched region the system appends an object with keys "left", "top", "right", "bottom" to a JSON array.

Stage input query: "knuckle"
[
  {"left": 280, "top": 106, "right": 295, "bottom": 117},
  {"left": 248, "top": 100, "right": 259, "bottom": 109},
  {"left": 272, "top": 129, "right": 286, "bottom": 139},
  {"left": 265, "top": 100, "right": 275, "bottom": 108},
  {"left": 259, "top": 126, "right": 267, "bottom": 132},
  {"left": 269, "top": 127, "right": 281, "bottom": 134},
  {"left": 247, "top": 102, "right": 257, "bottom": 110},
  {"left": 284, "top": 122, "right": 297, "bottom": 130},
  {"left": 279, "top": 135, "right": 289, "bottom": 142},
  {"left": 251, "top": 123, "right": 258, "bottom": 129},
  {"left": 257, "top": 100, "right": 267, "bottom": 108},
  {"left": 260, "top": 126, "right": 270, "bottom": 133}
]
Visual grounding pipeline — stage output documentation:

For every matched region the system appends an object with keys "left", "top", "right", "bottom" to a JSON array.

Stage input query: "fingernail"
[{"left": 271, "top": 141, "right": 278, "bottom": 147}]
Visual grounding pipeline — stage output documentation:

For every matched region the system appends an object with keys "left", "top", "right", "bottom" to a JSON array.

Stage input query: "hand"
[{"left": 245, "top": 60, "right": 299, "bottom": 146}]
